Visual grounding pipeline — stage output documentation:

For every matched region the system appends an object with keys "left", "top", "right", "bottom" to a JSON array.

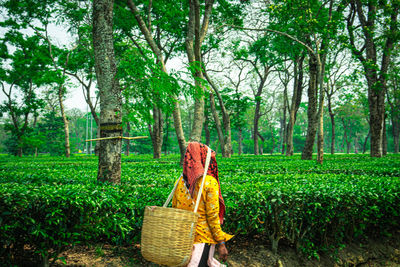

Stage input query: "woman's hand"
[{"left": 218, "top": 243, "right": 228, "bottom": 262}]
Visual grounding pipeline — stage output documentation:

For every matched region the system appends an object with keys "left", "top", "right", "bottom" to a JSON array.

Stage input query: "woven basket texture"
[{"left": 141, "top": 206, "right": 199, "bottom": 266}]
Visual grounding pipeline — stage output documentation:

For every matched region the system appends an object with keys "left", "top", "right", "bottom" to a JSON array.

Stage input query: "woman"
[{"left": 172, "top": 142, "right": 233, "bottom": 267}]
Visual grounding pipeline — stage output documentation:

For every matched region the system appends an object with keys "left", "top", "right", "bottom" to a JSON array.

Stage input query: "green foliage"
[
  {"left": 1, "top": 154, "right": 399, "bottom": 262},
  {"left": 37, "top": 111, "right": 66, "bottom": 155}
]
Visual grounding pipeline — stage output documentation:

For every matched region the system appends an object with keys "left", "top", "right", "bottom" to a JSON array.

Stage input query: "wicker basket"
[
  {"left": 141, "top": 206, "right": 199, "bottom": 266},
  {"left": 141, "top": 147, "right": 211, "bottom": 266}
]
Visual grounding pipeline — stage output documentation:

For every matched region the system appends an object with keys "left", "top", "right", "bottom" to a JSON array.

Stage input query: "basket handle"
[
  {"left": 194, "top": 147, "right": 211, "bottom": 213},
  {"left": 163, "top": 146, "right": 211, "bottom": 209},
  {"left": 163, "top": 173, "right": 182, "bottom": 207}
]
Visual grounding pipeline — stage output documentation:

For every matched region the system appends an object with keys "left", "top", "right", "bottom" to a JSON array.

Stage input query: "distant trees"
[{"left": 1, "top": 0, "right": 400, "bottom": 161}]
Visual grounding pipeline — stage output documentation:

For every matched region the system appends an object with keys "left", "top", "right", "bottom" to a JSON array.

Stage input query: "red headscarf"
[{"left": 182, "top": 142, "right": 226, "bottom": 224}]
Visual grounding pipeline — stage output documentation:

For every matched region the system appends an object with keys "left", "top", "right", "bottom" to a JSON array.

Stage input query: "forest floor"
[{"left": 45, "top": 231, "right": 400, "bottom": 266}]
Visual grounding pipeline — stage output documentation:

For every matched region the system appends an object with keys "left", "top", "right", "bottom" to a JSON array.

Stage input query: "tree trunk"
[
  {"left": 347, "top": 1, "right": 398, "bottom": 158},
  {"left": 185, "top": 0, "right": 214, "bottom": 143},
  {"left": 354, "top": 136, "right": 359, "bottom": 154},
  {"left": 254, "top": 101, "right": 261, "bottom": 155},
  {"left": 209, "top": 92, "right": 226, "bottom": 155},
  {"left": 204, "top": 109, "right": 211, "bottom": 146},
  {"left": 269, "top": 125, "right": 275, "bottom": 155},
  {"left": 59, "top": 86, "right": 70, "bottom": 158},
  {"left": 368, "top": 75, "right": 385, "bottom": 157},
  {"left": 257, "top": 133, "right": 264, "bottom": 155},
  {"left": 238, "top": 127, "right": 243, "bottom": 155},
  {"left": 317, "top": 104, "right": 324, "bottom": 163},
  {"left": 173, "top": 101, "right": 187, "bottom": 165},
  {"left": 329, "top": 112, "right": 335, "bottom": 154},
  {"left": 363, "top": 130, "right": 370, "bottom": 154},
  {"left": 302, "top": 55, "right": 319, "bottom": 160},
  {"left": 203, "top": 70, "right": 232, "bottom": 157},
  {"left": 286, "top": 55, "right": 304, "bottom": 156},
  {"left": 281, "top": 95, "right": 287, "bottom": 155},
  {"left": 149, "top": 106, "right": 163, "bottom": 159},
  {"left": 382, "top": 114, "right": 387, "bottom": 155},
  {"left": 393, "top": 119, "right": 400, "bottom": 153},
  {"left": 93, "top": 0, "right": 122, "bottom": 184},
  {"left": 163, "top": 114, "right": 170, "bottom": 155},
  {"left": 346, "top": 139, "right": 351, "bottom": 154},
  {"left": 316, "top": 52, "right": 327, "bottom": 165},
  {"left": 342, "top": 118, "right": 351, "bottom": 154}
]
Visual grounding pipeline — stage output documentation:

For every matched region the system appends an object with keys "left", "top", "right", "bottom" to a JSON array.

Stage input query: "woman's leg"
[{"left": 187, "top": 243, "right": 211, "bottom": 267}]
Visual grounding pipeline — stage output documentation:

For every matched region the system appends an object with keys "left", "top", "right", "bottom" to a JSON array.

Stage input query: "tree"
[
  {"left": 93, "top": 0, "right": 123, "bottom": 184},
  {"left": 1, "top": 0, "right": 82, "bottom": 158},
  {"left": 203, "top": 67, "right": 233, "bottom": 157},
  {"left": 286, "top": 54, "right": 305, "bottom": 156},
  {"left": 125, "top": 0, "right": 187, "bottom": 162},
  {"left": 223, "top": 61, "right": 251, "bottom": 155},
  {"left": 387, "top": 47, "right": 400, "bottom": 153},
  {"left": 264, "top": 0, "right": 345, "bottom": 163},
  {"left": 0, "top": 32, "right": 48, "bottom": 156},
  {"left": 344, "top": 0, "right": 399, "bottom": 157},
  {"left": 336, "top": 94, "right": 368, "bottom": 153},
  {"left": 185, "top": 0, "right": 215, "bottom": 142}
]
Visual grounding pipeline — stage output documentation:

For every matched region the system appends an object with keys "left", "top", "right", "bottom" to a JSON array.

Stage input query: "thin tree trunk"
[
  {"left": 203, "top": 69, "right": 232, "bottom": 157},
  {"left": 354, "top": 136, "right": 359, "bottom": 154},
  {"left": 204, "top": 108, "right": 211, "bottom": 146},
  {"left": 254, "top": 103, "right": 261, "bottom": 155},
  {"left": 317, "top": 52, "right": 327, "bottom": 164},
  {"left": 163, "top": 114, "right": 170, "bottom": 155},
  {"left": 238, "top": 127, "right": 243, "bottom": 155},
  {"left": 329, "top": 110, "right": 335, "bottom": 154},
  {"left": 17, "top": 145, "right": 22, "bottom": 157},
  {"left": 150, "top": 106, "right": 163, "bottom": 159},
  {"left": 209, "top": 92, "right": 225, "bottom": 156},
  {"left": 382, "top": 114, "right": 387, "bottom": 155},
  {"left": 287, "top": 55, "right": 304, "bottom": 156},
  {"left": 363, "top": 130, "right": 370, "bottom": 154},
  {"left": 209, "top": 92, "right": 225, "bottom": 153},
  {"left": 342, "top": 118, "right": 351, "bottom": 154},
  {"left": 281, "top": 92, "right": 288, "bottom": 155},
  {"left": 257, "top": 132, "right": 264, "bottom": 155},
  {"left": 269, "top": 125, "right": 275, "bottom": 155},
  {"left": 253, "top": 67, "right": 269, "bottom": 155},
  {"left": 93, "top": 0, "right": 122, "bottom": 184},
  {"left": 393, "top": 119, "right": 400, "bottom": 153},
  {"left": 58, "top": 86, "right": 70, "bottom": 158}
]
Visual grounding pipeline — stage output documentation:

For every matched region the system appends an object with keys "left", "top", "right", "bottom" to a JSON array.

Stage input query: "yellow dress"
[{"left": 172, "top": 175, "right": 234, "bottom": 244}]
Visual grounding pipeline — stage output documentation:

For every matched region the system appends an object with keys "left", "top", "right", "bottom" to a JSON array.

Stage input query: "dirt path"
[{"left": 49, "top": 233, "right": 400, "bottom": 267}]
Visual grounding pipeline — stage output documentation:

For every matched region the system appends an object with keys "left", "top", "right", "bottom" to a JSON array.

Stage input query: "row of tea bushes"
[{"left": 0, "top": 154, "right": 399, "bottom": 263}]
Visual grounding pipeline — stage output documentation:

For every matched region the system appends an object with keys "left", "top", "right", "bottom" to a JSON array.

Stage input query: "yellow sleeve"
[{"left": 204, "top": 176, "right": 231, "bottom": 243}]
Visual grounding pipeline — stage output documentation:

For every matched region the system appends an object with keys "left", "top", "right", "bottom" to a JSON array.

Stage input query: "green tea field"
[{"left": 1, "top": 154, "right": 400, "bottom": 266}]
